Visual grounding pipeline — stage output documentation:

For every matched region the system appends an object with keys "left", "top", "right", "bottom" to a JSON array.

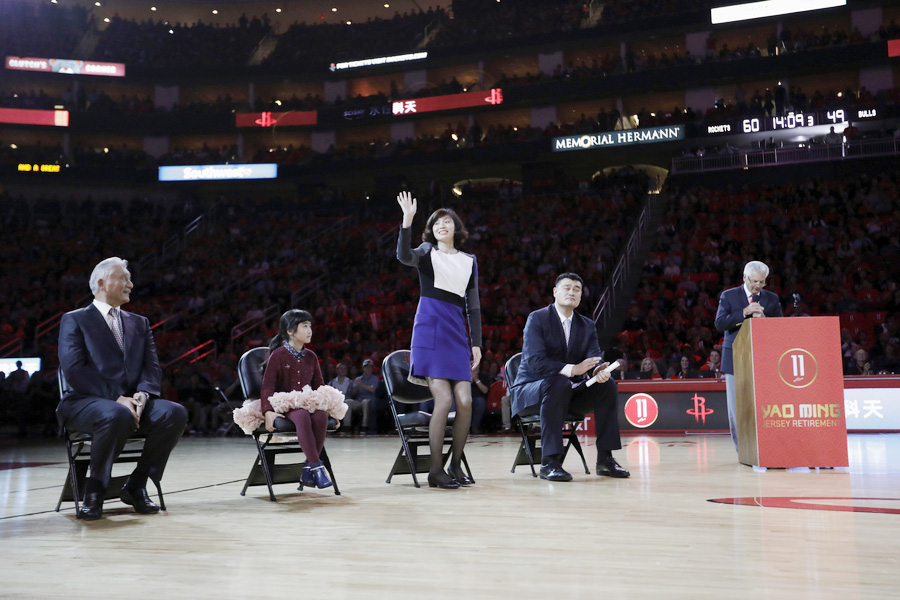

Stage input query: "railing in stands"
[
  {"left": 671, "top": 136, "right": 900, "bottom": 174},
  {"left": 592, "top": 195, "right": 652, "bottom": 328},
  {"left": 162, "top": 340, "right": 217, "bottom": 369},
  {"left": 136, "top": 215, "right": 205, "bottom": 277},
  {"left": 290, "top": 273, "right": 326, "bottom": 309},
  {"left": 153, "top": 215, "right": 352, "bottom": 366},
  {"left": 35, "top": 311, "right": 65, "bottom": 345},
  {"left": 0, "top": 338, "right": 23, "bottom": 359},
  {"left": 38, "top": 215, "right": 210, "bottom": 344},
  {"left": 231, "top": 304, "right": 280, "bottom": 343}
]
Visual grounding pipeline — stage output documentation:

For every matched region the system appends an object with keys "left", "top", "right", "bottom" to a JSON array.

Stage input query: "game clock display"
[{"left": 706, "top": 108, "right": 878, "bottom": 136}]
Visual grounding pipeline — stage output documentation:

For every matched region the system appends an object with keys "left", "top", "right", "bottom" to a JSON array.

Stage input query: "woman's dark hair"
[
  {"left": 262, "top": 309, "right": 313, "bottom": 370},
  {"left": 422, "top": 207, "right": 469, "bottom": 247}
]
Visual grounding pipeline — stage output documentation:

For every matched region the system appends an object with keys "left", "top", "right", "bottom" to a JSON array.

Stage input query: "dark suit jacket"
[
  {"left": 58, "top": 304, "right": 162, "bottom": 407},
  {"left": 714, "top": 286, "right": 782, "bottom": 374},
  {"left": 511, "top": 304, "right": 602, "bottom": 416}
]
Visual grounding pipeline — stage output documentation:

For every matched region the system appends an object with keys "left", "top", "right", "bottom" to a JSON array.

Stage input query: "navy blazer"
[
  {"left": 58, "top": 304, "right": 162, "bottom": 404},
  {"left": 714, "top": 285, "right": 783, "bottom": 374},
  {"left": 511, "top": 304, "right": 602, "bottom": 415}
]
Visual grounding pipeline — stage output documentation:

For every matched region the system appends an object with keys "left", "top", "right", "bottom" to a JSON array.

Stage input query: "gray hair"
[
  {"left": 743, "top": 260, "right": 770, "bottom": 279},
  {"left": 89, "top": 257, "right": 129, "bottom": 295}
]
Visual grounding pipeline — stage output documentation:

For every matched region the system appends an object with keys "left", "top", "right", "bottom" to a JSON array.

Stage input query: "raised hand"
[{"left": 397, "top": 191, "right": 417, "bottom": 228}]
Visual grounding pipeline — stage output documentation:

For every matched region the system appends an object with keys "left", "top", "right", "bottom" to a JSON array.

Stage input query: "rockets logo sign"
[
  {"left": 255, "top": 112, "right": 274, "bottom": 127},
  {"left": 686, "top": 393, "right": 714, "bottom": 424},
  {"left": 624, "top": 393, "right": 659, "bottom": 428}
]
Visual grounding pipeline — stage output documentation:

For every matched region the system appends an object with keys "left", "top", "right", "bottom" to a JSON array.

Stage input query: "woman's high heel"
[
  {"left": 447, "top": 465, "right": 474, "bottom": 486},
  {"left": 427, "top": 470, "right": 461, "bottom": 489}
]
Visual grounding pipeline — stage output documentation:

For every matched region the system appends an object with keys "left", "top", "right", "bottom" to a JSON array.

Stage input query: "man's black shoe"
[
  {"left": 78, "top": 492, "right": 104, "bottom": 520},
  {"left": 120, "top": 485, "right": 161, "bottom": 514},
  {"left": 596, "top": 456, "right": 630, "bottom": 478},
  {"left": 539, "top": 463, "right": 573, "bottom": 482}
]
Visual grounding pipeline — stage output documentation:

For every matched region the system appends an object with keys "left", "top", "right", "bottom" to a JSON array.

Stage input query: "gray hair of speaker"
[
  {"left": 89, "top": 257, "right": 129, "bottom": 295},
  {"left": 742, "top": 260, "right": 770, "bottom": 279}
]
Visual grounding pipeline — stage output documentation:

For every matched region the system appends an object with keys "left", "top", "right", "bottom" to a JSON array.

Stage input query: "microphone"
[{"left": 750, "top": 293, "right": 761, "bottom": 317}]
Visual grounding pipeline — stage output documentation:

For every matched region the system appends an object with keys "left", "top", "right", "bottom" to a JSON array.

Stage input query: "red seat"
[{"left": 838, "top": 312, "right": 866, "bottom": 329}]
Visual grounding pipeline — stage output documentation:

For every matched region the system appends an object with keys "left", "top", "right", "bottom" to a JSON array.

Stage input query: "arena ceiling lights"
[{"left": 710, "top": 0, "right": 846, "bottom": 25}]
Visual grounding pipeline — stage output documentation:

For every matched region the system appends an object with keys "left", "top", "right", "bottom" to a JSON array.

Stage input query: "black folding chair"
[
  {"left": 237, "top": 347, "right": 340, "bottom": 501},
  {"left": 382, "top": 349, "right": 474, "bottom": 488},
  {"left": 55, "top": 369, "right": 165, "bottom": 514},
  {"left": 213, "top": 385, "right": 243, "bottom": 436},
  {"left": 505, "top": 353, "right": 589, "bottom": 477}
]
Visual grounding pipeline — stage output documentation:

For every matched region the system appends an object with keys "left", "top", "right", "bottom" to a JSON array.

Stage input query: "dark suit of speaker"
[
  {"left": 714, "top": 285, "right": 782, "bottom": 448},
  {"left": 714, "top": 286, "right": 783, "bottom": 375},
  {"left": 511, "top": 304, "right": 621, "bottom": 457},
  {"left": 57, "top": 303, "right": 187, "bottom": 490}
]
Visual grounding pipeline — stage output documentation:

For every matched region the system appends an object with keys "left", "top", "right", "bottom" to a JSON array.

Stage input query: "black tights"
[{"left": 426, "top": 378, "right": 472, "bottom": 475}]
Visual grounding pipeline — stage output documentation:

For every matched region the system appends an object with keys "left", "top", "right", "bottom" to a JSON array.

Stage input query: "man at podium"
[{"left": 714, "top": 261, "right": 783, "bottom": 451}]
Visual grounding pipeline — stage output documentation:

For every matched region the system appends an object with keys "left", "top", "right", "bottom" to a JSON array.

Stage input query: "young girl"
[
  {"left": 260, "top": 309, "right": 339, "bottom": 489},
  {"left": 397, "top": 191, "right": 482, "bottom": 489}
]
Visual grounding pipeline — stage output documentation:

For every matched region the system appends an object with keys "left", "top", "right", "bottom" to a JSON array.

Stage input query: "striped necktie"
[{"left": 109, "top": 307, "right": 125, "bottom": 353}]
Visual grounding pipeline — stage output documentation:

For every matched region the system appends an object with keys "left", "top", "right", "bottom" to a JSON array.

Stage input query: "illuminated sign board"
[
  {"left": 17, "top": 163, "right": 61, "bottom": 173},
  {"left": 889, "top": 39, "right": 900, "bottom": 58},
  {"left": 0, "top": 107, "right": 69, "bottom": 127},
  {"left": 844, "top": 389, "right": 900, "bottom": 430},
  {"left": 711, "top": 0, "right": 846, "bottom": 25},
  {"left": 330, "top": 51, "right": 427, "bottom": 71},
  {"left": 391, "top": 88, "right": 504, "bottom": 116},
  {"left": 704, "top": 108, "right": 880, "bottom": 135},
  {"left": 5, "top": 55, "right": 125, "bottom": 77},
  {"left": 0, "top": 357, "right": 42, "bottom": 377},
  {"left": 158, "top": 163, "right": 277, "bottom": 182},
  {"left": 552, "top": 125, "right": 684, "bottom": 151},
  {"left": 343, "top": 105, "right": 392, "bottom": 121},
  {"left": 235, "top": 111, "right": 317, "bottom": 128}
]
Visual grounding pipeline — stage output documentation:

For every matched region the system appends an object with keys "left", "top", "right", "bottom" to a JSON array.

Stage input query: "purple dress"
[{"left": 397, "top": 227, "right": 482, "bottom": 383}]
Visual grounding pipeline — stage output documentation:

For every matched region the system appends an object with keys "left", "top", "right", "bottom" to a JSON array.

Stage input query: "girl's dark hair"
[
  {"left": 422, "top": 208, "right": 469, "bottom": 247},
  {"left": 262, "top": 309, "right": 312, "bottom": 370}
]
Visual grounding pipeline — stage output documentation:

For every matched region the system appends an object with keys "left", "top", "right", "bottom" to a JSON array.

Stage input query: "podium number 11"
[{"left": 791, "top": 354, "right": 806, "bottom": 377}]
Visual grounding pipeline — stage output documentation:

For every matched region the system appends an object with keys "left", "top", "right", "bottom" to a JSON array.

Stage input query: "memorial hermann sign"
[{"left": 552, "top": 125, "right": 684, "bottom": 152}]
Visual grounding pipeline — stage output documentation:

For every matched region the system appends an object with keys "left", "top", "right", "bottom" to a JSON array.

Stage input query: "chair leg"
[
  {"left": 150, "top": 477, "right": 166, "bottom": 510},
  {"left": 403, "top": 434, "right": 420, "bottom": 488},
  {"left": 389, "top": 430, "right": 420, "bottom": 488},
  {"left": 246, "top": 435, "right": 277, "bottom": 501},
  {"left": 321, "top": 448, "right": 340, "bottom": 496},
  {"left": 568, "top": 430, "right": 590, "bottom": 474},
  {"left": 57, "top": 438, "right": 83, "bottom": 513},
  {"left": 512, "top": 419, "right": 539, "bottom": 477}
]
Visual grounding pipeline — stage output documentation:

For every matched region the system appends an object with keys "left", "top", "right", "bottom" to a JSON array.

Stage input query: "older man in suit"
[
  {"left": 714, "top": 260, "right": 782, "bottom": 451},
  {"left": 57, "top": 257, "right": 188, "bottom": 520},
  {"left": 511, "top": 272, "right": 628, "bottom": 482}
]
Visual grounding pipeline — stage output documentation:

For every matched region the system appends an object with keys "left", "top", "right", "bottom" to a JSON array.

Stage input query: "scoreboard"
[{"left": 705, "top": 107, "right": 880, "bottom": 136}]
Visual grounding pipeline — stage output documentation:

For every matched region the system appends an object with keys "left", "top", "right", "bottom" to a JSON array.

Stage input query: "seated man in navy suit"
[
  {"left": 57, "top": 257, "right": 188, "bottom": 520},
  {"left": 511, "top": 273, "right": 629, "bottom": 482}
]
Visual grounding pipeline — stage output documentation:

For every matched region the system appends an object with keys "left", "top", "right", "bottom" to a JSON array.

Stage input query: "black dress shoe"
[
  {"left": 427, "top": 470, "right": 461, "bottom": 489},
  {"left": 596, "top": 456, "right": 630, "bottom": 478},
  {"left": 539, "top": 463, "right": 573, "bottom": 482},
  {"left": 78, "top": 492, "right": 104, "bottom": 520},
  {"left": 446, "top": 464, "right": 474, "bottom": 486},
  {"left": 120, "top": 486, "right": 161, "bottom": 514}
]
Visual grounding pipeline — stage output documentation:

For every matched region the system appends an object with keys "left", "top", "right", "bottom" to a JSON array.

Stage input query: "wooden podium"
[{"left": 733, "top": 316, "right": 848, "bottom": 468}]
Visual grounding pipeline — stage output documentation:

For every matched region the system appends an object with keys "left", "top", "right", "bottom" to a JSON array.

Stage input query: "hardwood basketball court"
[{"left": 1, "top": 432, "right": 898, "bottom": 599}]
